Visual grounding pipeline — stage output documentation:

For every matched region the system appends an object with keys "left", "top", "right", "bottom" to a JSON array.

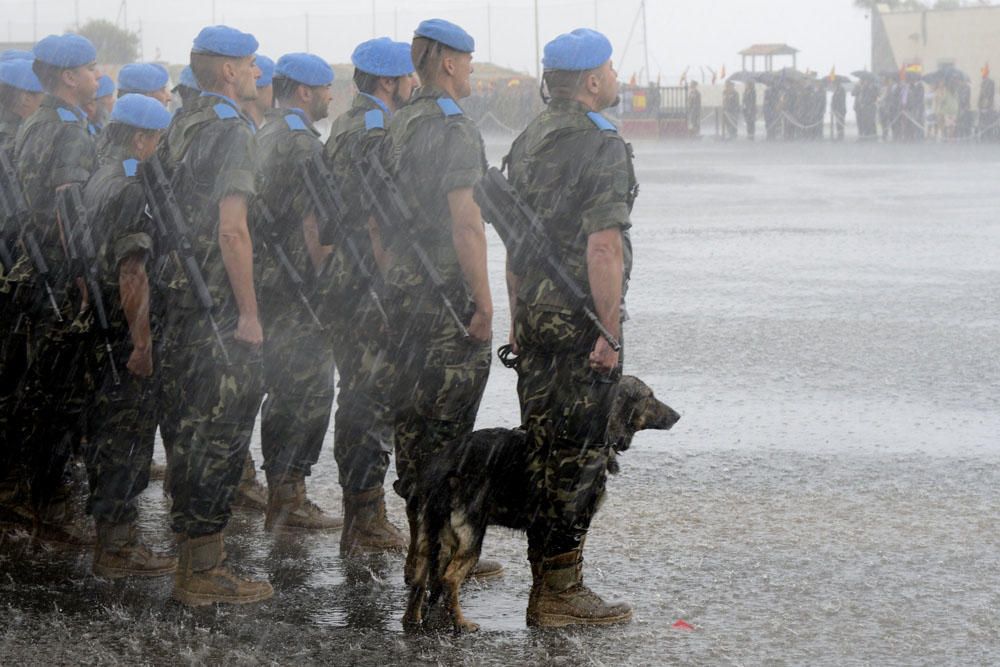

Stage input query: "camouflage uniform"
[
  {"left": 80, "top": 143, "right": 158, "bottom": 525},
  {"left": 12, "top": 94, "right": 96, "bottom": 511},
  {"left": 381, "top": 85, "right": 491, "bottom": 502},
  {"left": 321, "top": 93, "right": 395, "bottom": 492},
  {"left": 252, "top": 107, "right": 335, "bottom": 480},
  {"left": 505, "top": 97, "right": 636, "bottom": 557},
  {"left": 157, "top": 92, "right": 264, "bottom": 537}
]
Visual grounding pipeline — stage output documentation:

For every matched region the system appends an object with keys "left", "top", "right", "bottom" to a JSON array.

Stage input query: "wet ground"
[{"left": 2, "top": 139, "right": 999, "bottom": 665}]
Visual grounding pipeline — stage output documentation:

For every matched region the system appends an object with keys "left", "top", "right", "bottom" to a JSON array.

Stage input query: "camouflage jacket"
[
  {"left": 505, "top": 97, "right": 635, "bottom": 318},
  {"left": 320, "top": 93, "right": 388, "bottom": 304},
  {"left": 13, "top": 93, "right": 97, "bottom": 306},
  {"left": 381, "top": 84, "right": 487, "bottom": 312},
  {"left": 250, "top": 106, "right": 322, "bottom": 315},
  {"left": 0, "top": 106, "right": 22, "bottom": 153},
  {"left": 82, "top": 142, "right": 155, "bottom": 339},
  {"left": 157, "top": 92, "right": 256, "bottom": 323}
]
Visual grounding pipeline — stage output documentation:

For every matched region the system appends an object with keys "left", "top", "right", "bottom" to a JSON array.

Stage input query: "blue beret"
[
  {"left": 414, "top": 19, "right": 474, "bottom": 54},
  {"left": 542, "top": 29, "right": 613, "bottom": 72},
  {"left": 0, "top": 60, "right": 43, "bottom": 93},
  {"left": 255, "top": 54, "right": 274, "bottom": 88},
  {"left": 96, "top": 74, "right": 115, "bottom": 98},
  {"left": 275, "top": 53, "right": 334, "bottom": 87},
  {"left": 174, "top": 65, "right": 200, "bottom": 91},
  {"left": 33, "top": 33, "right": 97, "bottom": 68},
  {"left": 191, "top": 25, "right": 258, "bottom": 58},
  {"left": 118, "top": 63, "right": 169, "bottom": 93},
  {"left": 110, "top": 93, "right": 172, "bottom": 131},
  {"left": 351, "top": 37, "right": 414, "bottom": 78},
  {"left": 1, "top": 49, "right": 34, "bottom": 62}
]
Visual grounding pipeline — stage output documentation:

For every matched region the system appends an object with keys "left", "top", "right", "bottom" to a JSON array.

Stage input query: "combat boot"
[
  {"left": 172, "top": 532, "right": 273, "bottom": 606},
  {"left": 231, "top": 452, "right": 267, "bottom": 512},
  {"left": 468, "top": 558, "right": 504, "bottom": 581},
  {"left": 32, "top": 499, "right": 96, "bottom": 548},
  {"left": 340, "top": 487, "right": 406, "bottom": 556},
  {"left": 264, "top": 473, "right": 342, "bottom": 532},
  {"left": 526, "top": 549, "right": 632, "bottom": 627},
  {"left": 93, "top": 521, "right": 176, "bottom": 579}
]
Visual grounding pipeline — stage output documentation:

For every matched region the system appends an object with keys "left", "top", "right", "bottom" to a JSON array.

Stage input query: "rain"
[{"left": 2, "top": 1, "right": 1000, "bottom": 665}]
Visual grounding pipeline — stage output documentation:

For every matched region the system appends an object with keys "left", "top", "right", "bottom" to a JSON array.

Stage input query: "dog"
[{"left": 403, "top": 375, "right": 681, "bottom": 633}]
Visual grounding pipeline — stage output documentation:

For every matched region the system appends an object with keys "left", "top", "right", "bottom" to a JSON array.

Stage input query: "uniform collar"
[
  {"left": 281, "top": 106, "right": 320, "bottom": 136},
  {"left": 199, "top": 90, "right": 242, "bottom": 111},
  {"left": 357, "top": 92, "right": 392, "bottom": 117}
]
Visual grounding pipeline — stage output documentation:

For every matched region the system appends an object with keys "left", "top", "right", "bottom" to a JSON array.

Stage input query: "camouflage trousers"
[
  {"left": 13, "top": 308, "right": 93, "bottom": 510},
  {"left": 83, "top": 338, "right": 158, "bottom": 525},
  {"left": 389, "top": 304, "right": 492, "bottom": 502},
  {"left": 0, "top": 267, "right": 30, "bottom": 496},
  {"left": 328, "top": 292, "right": 395, "bottom": 493},
  {"left": 513, "top": 304, "right": 622, "bottom": 558},
  {"left": 159, "top": 312, "right": 264, "bottom": 537},
  {"left": 260, "top": 298, "right": 335, "bottom": 479}
]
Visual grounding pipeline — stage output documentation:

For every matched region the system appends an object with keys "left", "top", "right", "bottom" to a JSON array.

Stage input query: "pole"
[
  {"left": 534, "top": 0, "right": 540, "bottom": 82},
  {"left": 641, "top": 0, "right": 650, "bottom": 85}
]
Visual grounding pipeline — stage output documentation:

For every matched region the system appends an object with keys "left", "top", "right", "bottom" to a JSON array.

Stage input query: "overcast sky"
[{"left": 2, "top": 0, "right": 872, "bottom": 82}]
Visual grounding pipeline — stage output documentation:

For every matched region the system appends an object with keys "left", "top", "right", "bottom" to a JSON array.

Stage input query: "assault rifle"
[
  {"left": 0, "top": 149, "right": 62, "bottom": 320},
  {"left": 139, "top": 153, "right": 229, "bottom": 363},
  {"left": 55, "top": 184, "right": 121, "bottom": 385},
  {"left": 473, "top": 166, "right": 622, "bottom": 352},
  {"left": 252, "top": 198, "right": 323, "bottom": 328},
  {"left": 298, "top": 151, "right": 388, "bottom": 327},
  {"left": 359, "top": 150, "right": 469, "bottom": 337}
]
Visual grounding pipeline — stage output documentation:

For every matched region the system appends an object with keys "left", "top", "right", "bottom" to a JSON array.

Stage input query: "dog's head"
[{"left": 606, "top": 376, "right": 680, "bottom": 473}]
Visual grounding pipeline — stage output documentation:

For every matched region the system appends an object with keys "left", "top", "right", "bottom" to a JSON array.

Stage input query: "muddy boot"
[
  {"left": 231, "top": 453, "right": 267, "bottom": 513},
  {"left": 93, "top": 522, "right": 176, "bottom": 579},
  {"left": 340, "top": 487, "right": 406, "bottom": 556},
  {"left": 32, "top": 499, "right": 96, "bottom": 548},
  {"left": 264, "top": 474, "right": 342, "bottom": 532},
  {"left": 468, "top": 558, "right": 504, "bottom": 581},
  {"left": 527, "top": 551, "right": 543, "bottom": 611},
  {"left": 172, "top": 532, "right": 273, "bottom": 606},
  {"left": 526, "top": 550, "right": 632, "bottom": 627}
]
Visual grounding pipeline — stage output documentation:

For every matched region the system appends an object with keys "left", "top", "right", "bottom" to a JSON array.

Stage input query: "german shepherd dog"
[{"left": 403, "top": 376, "right": 681, "bottom": 632}]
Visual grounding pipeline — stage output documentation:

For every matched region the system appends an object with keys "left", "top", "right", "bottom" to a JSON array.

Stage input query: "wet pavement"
[{"left": 2, "top": 139, "right": 999, "bottom": 665}]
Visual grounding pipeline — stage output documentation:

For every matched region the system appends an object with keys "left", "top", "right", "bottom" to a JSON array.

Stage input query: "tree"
[{"left": 76, "top": 19, "right": 139, "bottom": 64}]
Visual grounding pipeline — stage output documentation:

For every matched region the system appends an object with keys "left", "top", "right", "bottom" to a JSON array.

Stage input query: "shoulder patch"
[
  {"left": 587, "top": 111, "right": 617, "bottom": 132},
  {"left": 284, "top": 113, "right": 308, "bottom": 132},
  {"left": 57, "top": 107, "right": 79, "bottom": 123},
  {"left": 436, "top": 98, "right": 463, "bottom": 117},
  {"left": 364, "top": 108, "right": 384, "bottom": 132},
  {"left": 122, "top": 158, "right": 139, "bottom": 178},
  {"left": 213, "top": 103, "right": 239, "bottom": 120}
]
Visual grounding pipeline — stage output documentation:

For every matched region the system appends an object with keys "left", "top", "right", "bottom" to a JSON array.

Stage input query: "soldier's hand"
[
  {"left": 127, "top": 345, "right": 153, "bottom": 378},
  {"left": 589, "top": 336, "right": 619, "bottom": 375},
  {"left": 467, "top": 308, "right": 492, "bottom": 343},
  {"left": 235, "top": 315, "right": 264, "bottom": 348}
]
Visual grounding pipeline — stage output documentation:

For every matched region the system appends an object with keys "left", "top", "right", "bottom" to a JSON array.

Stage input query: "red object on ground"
[{"left": 672, "top": 620, "right": 695, "bottom": 631}]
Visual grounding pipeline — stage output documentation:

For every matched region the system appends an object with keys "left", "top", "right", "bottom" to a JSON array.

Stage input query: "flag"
[
  {"left": 982, "top": 63, "right": 990, "bottom": 79},
  {"left": 828, "top": 66, "right": 836, "bottom": 82}
]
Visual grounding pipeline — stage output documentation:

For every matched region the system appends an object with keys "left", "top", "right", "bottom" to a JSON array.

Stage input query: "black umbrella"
[
  {"left": 924, "top": 66, "right": 969, "bottom": 85},
  {"left": 825, "top": 74, "right": 852, "bottom": 85},
  {"left": 726, "top": 70, "right": 757, "bottom": 83},
  {"left": 851, "top": 70, "right": 878, "bottom": 81}
]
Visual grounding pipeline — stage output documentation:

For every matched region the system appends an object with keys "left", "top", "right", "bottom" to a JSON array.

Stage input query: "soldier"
[
  {"left": 978, "top": 66, "right": 996, "bottom": 141},
  {"left": 687, "top": 81, "right": 701, "bottom": 137},
  {"left": 243, "top": 54, "right": 273, "bottom": 128},
  {"left": 117, "top": 63, "right": 172, "bottom": 107},
  {"left": 322, "top": 37, "right": 414, "bottom": 555},
  {"left": 831, "top": 81, "right": 847, "bottom": 141},
  {"left": 251, "top": 52, "right": 341, "bottom": 532},
  {"left": 11, "top": 33, "right": 99, "bottom": 545},
  {"left": 172, "top": 66, "right": 200, "bottom": 109},
  {"left": 157, "top": 25, "right": 271, "bottom": 606},
  {"left": 0, "top": 56, "right": 44, "bottom": 525},
  {"left": 505, "top": 28, "right": 634, "bottom": 627},
  {"left": 742, "top": 79, "right": 757, "bottom": 140},
  {"left": 81, "top": 94, "right": 176, "bottom": 578},
  {"left": 381, "top": 19, "right": 500, "bottom": 578}
]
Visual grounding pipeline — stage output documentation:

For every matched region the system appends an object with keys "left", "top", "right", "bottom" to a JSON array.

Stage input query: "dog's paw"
[{"left": 455, "top": 618, "right": 480, "bottom": 633}]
